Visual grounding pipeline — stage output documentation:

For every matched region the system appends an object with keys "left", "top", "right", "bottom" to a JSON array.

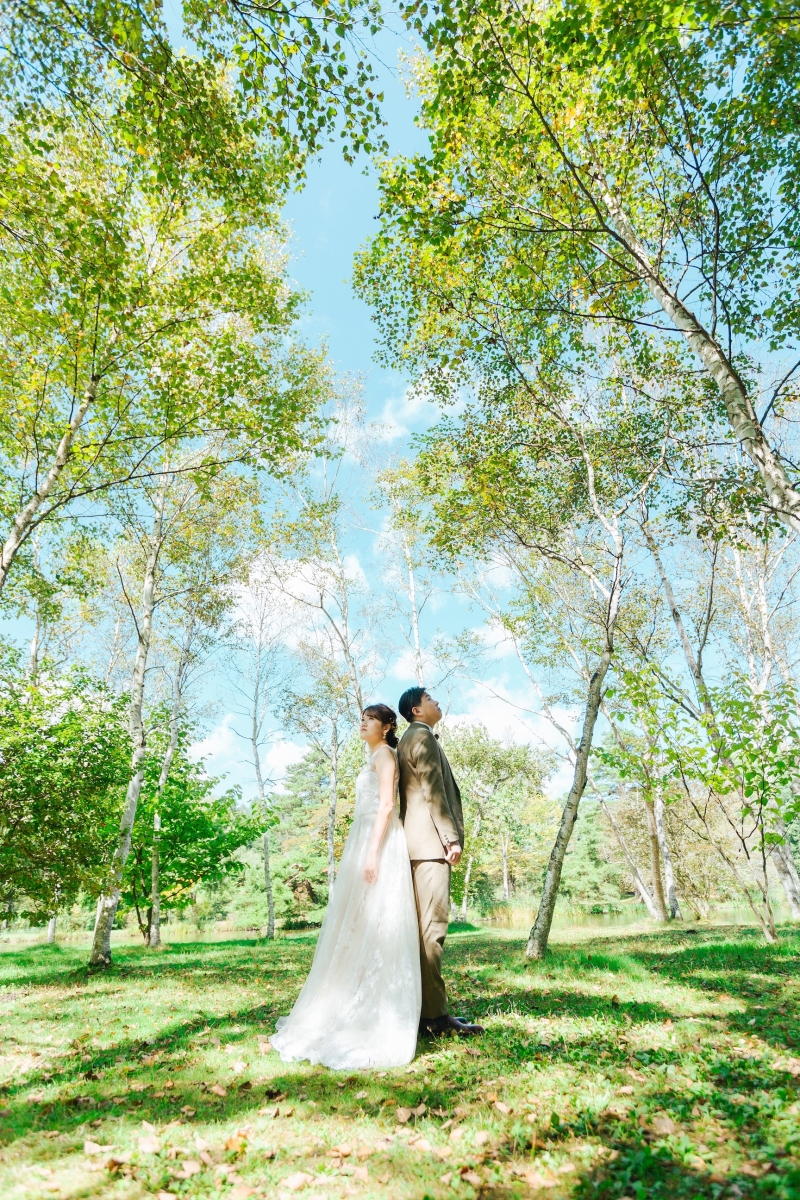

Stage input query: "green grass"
[{"left": 1, "top": 922, "right": 799, "bottom": 1199}]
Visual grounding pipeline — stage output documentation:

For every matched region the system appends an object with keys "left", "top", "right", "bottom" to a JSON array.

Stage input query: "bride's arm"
[{"left": 364, "top": 746, "right": 397, "bottom": 884}]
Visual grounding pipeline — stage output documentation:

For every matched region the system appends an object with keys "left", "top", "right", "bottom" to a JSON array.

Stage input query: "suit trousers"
[{"left": 410, "top": 859, "right": 450, "bottom": 1019}]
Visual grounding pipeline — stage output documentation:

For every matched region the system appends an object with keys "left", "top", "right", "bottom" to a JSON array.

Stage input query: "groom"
[{"left": 397, "top": 687, "right": 484, "bottom": 1037}]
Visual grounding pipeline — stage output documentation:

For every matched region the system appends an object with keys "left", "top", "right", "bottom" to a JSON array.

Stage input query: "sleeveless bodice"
[{"left": 354, "top": 747, "right": 399, "bottom": 820}]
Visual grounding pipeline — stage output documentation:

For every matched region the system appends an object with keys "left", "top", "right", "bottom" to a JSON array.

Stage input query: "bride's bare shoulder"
[{"left": 373, "top": 743, "right": 396, "bottom": 769}]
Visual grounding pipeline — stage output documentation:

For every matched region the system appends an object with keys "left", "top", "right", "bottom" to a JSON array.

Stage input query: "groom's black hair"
[{"left": 398, "top": 686, "right": 426, "bottom": 724}]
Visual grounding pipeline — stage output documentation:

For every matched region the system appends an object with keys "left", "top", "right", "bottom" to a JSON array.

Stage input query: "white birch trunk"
[
  {"left": 89, "top": 481, "right": 167, "bottom": 967},
  {"left": 327, "top": 731, "right": 339, "bottom": 900},
  {"left": 402, "top": 532, "right": 425, "bottom": 686},
  {"left": 461, "top": 855, "right": 473, "bottom": 921},
  {"left": 501, "top": 832, "right": 510, "bottom": 901},
  {"left": 46, "top": 914, "right": 56, "bottom": 944},
  {"left": 644, "top": 798, "right": 668, "bottom": 920},
  {"left": 596, "top": 176, "right": 800, "bottom": 533},
  {"left": 653, "top": 793, "right": 682, "bottom": 919},
  {"left": 597, "top": 793, "right": 661, "bottom": 920},
  {"left": 526, "top": 643, "right": 613, "bottom": 958},
  {"left": 150, "top": 813, "right": 161, "bottom": 948},
  {"left": 0, "top": 378, "right": 98, "bottom": 593}
]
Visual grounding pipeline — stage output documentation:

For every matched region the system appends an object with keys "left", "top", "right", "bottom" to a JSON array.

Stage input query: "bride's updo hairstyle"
[{"left": 363, "top": 703, "right": 399, "bottom": 748}]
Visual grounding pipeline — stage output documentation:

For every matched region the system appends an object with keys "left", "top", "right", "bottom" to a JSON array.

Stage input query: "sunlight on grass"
[{"left": 1, "top": 925, "right": 799, "bottom": 1199}]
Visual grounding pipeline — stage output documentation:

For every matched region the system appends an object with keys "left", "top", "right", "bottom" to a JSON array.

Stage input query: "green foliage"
[
  {"left": 2, "top": 925, "right": 800, "bottom": 1198},
  {"left": 122, "top": 720, "right": 262, "bottom": 938},
  {"left": 558, "top": 801, "right": 632, "bottom": 914},
  {"left": 0, "top": 652, "right": 130, "bottom": 916}
]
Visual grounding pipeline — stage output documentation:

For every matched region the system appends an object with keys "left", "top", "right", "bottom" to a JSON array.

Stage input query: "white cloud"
[
  {"left": 371, "top": 386, "right": 439, "bottom": 441},
  {"left": 440, "top": 676, "right": 582, "bottom": 799}
]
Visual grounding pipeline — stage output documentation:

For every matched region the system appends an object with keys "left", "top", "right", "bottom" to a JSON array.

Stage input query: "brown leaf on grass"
[
  {"left": 176, "top": 1160, "right": 202, "bottom": 1179},
  {"left": 414, "top": 1103, "right": 426, "bottom": 1117},
  {"left": 474, "top": 1131, "right": 490, "bottom": 1146},
  {"left": 741, "top": 1162, "right": 769, "bottom": 1177},
  {"left": 494, "top": 1101, "right": 512, "bottom": 1115},
  {"left": 461, "top": 1169, "right": 482, "bottom": 1185},
  {"left": 142, "top": 1054, "right": 159, "bottom": 1068},
  {"left": 440, "top": 1172, "right": 453, "bottom": 1185},
  {"left": 433, "top": 1146, "right": 453, "bottom": 1159},
  {"left": 333, "top": 1144, "right": 352, "bottom": 1157},
  {"left": 164, "top": 1080, "right": 175, "bottom": 1090},
  {"left": 225, "top": 1134, "right": 247, "bottom": 1154},
  {"left": 258, "top": 1105, "right": 279, "bottom": 1118},
  {"left": 232, "top": 1061, "right": 247, "bottom": 1074},
  {"left": 412, "top": 1137, "right": 432, "bottom": 1152},
  {"left": 354, "top": 1090, "right": 367, "bottom": 1100},
  {"left": 353, "top": 1165, "right": 369, "bottom": 1181},
  {"left": 181, "top": 1106, "right": 196, "bottom": 1117},
  {"left": 465, "top": 1047, "right": 482, "bottom": 1057},
  {"left": 618, "top": 1085, "right": 635, "bottom": 1095},
  {"left": 281, "top": 1105, "right": 295, "bottom": 1117},
  {"left": 142, "top": 1121, "right": 158, "bottom": 1134},
  {"left": 356, "top": 1148, "right": 372, "bottom": 1160},
  {"left": 378, "top": 1174, "right": 390, "bottom": 1185},
  {"left": 284, "top": 1171, "right": 315, "bottom": 1191},
  {"left": 199, "top": 1150, "right": 214, "bottom": 1167},
  {"left": 210, "top": 1084, "right": 227, "bottom": 1097},
  {"left": 130, "top": 1082, "right": 146, "bottom": 1093},
  {"left": 84, "top": 1140, "right": 113, "bottom": 1155},
  {"left": 449, "top": 1128, "right": 464, "bottom": 1143},
  {"left": 157, "top": 1192, "right": 178, "bottom": 1200},
  {"left": 138, "top": 1136, "right": 161, "bottom": 1154},
  {"left": 626, "top": 1069, "right": 647, "bottom": 1083},
  {"left": 229, "top": 1187, "right": 255, "bottom": 1200},
  {"left": 396, "top": 1107, "right": 411, "bottom": 1124},
  {"left": 523, "top": 1169, "right": 558, "bottom": 1188},
  {"left": 649, "top": 1114, "right": 678, "bottom": 1137}
]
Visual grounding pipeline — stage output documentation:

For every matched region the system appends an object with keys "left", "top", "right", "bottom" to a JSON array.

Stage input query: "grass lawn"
[{"left": 1, "top": 922, "right": 799, "bottom": 1200}]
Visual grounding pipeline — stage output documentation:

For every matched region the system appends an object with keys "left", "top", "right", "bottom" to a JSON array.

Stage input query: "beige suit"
[{"left": 398, "top": 722, "right": 465, "bottom": 1019}]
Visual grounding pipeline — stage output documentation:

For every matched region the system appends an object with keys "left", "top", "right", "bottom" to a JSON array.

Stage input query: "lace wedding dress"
[{"left": 272, "top": 747, "right": 422, "bottom": 1069}]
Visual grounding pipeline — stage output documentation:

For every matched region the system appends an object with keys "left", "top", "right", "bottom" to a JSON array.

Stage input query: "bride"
[{"left": 271, "top": 703, "right": 422, "bottom": 1069}]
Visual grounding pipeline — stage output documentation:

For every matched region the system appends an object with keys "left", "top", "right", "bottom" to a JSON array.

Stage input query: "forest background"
[{"left": 2, "top": 0, "right": 800, "bottom": 968}]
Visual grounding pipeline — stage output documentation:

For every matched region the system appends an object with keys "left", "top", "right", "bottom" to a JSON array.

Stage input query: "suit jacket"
[{"left": 398, "top": 722, "right": 465, "bottom": 860}]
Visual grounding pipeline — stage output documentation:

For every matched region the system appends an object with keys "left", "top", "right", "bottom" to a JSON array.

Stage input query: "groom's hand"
[{"left": 444, "top": 843, "right": 462, "bottom": 865}]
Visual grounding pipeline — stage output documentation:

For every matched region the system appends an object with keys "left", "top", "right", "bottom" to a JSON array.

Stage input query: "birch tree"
[
  {"left": 365, "top": 0, "right": 800, "bottom": 533},
  {"left": 0, "top": 103, "right": 324, "bottom": 598}
]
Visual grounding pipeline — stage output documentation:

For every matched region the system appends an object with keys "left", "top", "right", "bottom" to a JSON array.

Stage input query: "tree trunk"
[
  {"left": 89, "top": 482, "right": 167, "bottom": 967},
  {"left": 402, "top": 531, "right": 425, "bottom": 686},
  {"left": 526, "top": 645, "right": 612, "bottom": 958},
  {"left": 771, "top": 835, "right": 800, "bottom": 920},
  {"left": 461, "top": 855, "right": 473, "bottom": 920},
  {"left": 0, "top": 377, "right": 98, "bottom": 593},
  {"left": 597, "top": 173, "right": 800, "bottom": 534},
  {"left": 501, "top": 833, "right": 510, "bottom": 901},
  {"left": 654, "top": 792, "right": 682, "bottom": 919},
  {"left": 327, "top": 732, "right": 339, "bottom": 900},
  {"left": 251, "top": 682, "right": 275, "bottom": 939},
  {"left": 644, "top": 798, "right": 668, "bottom": 920},
  {"left": 149, "top": 813, "right": 161, "bottom": 948},
  {"left": 597, "top": 793, "right": 661, "bottom": 920},
  {"left": 46, "top": 914, "right": 56, "bottom": 944},
  {"left": 263, "top": 832, "right": 275, "bottom": 938},
  {"left": 149, "top": 619, "right": 193, "bottom": 950}
]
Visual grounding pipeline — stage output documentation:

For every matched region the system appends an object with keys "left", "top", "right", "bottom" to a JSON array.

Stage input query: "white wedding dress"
[{"left": 272, "top": 747, "right": 422, "bottom": 1069}]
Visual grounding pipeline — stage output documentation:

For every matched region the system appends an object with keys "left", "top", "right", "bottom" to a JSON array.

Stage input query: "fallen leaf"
[
  {"left": 177, "top": 1160, "right": 202, "bottom": 1178},
  {"left": 157, "top": 1192, "right": 178, "bottom": 1200},
  {"left": 138, "top": 1135, "right": 161, "bottom": 1154},
  {"left": 558, "top": 1162, "right": 576, "bottom": 1173},
  {"left": 462, "top": 1169, "right": 482, "bottom": 1185},
  {"left": 199, "top": 1150, "right": 214, "bottom": 1166},
  {"left": 142, "top": 1121, "right": 158, "bottom": 1134},
  {"left": 334, "top": 1144, "right": 353, "bottom": 1156},
  {"left": 434, "top": 1145, "right": 453, "bottom": 1159},
  {"left": 626, "top": 1069, "right": 647, "bottom": 1083},
  {"left": 396, "top": 1107, "right": 411, "bottom": 1124},
  {"left": 440, "top": 1172, "right": 453, "bottom": 1184},
  {"left": 226, "top": 1134, "right": 248, "bottom": 1154},
  {"left": 84, "top": 1140, "right": 113, "bottom": 1155},
  {"left": 130, "top": 1082, "right": 146, "bottom": 1093},
  {"left": 413, "top": 1137, "right": 432, "bottom": 1152},
  {"left": 494, "top": 1101, "right": 512, "bottom": 1115},
  {"left": 258, "top": 1105, "right": 279, "bottom": 1118},
  {"left": 164, "top": 1080, "right": 175, "bottom": 1089},
  {"left": 284, "top": 1171, "right": 315, "bottom": 1191},
  {"left": 181, "top": 1106, "right": 197, "bottom": 1116},
  {"left": 354, "top": 1090, "right": 367, "bottom": 1100},
  {"left": 618, "top": 1085, "right": 635, "bottom": 1095},
  {"left": 450, "top": 1128, "right": 464, "bottom": 1142},
  {"left": 232, "top": 1061, "right": 247, "bottom": 1074},
  {"left": 281, "top": 1105, "right": 295, "bottom": 1117},
  {"left": 650, "top": 1114, "right": 678, "bottom": 1137},
  {"left": 474, "top": 1130, "right": 490, "bottom": 1146},
  {"left": 210, "top": 1084, "right": 227, "bottom": 1097},
  {"left": 353, "top": 1165, "right": 369, "bottom": 1181},
  {"left": 378, "top": 1174, "right": 390, "bottom": 1185},
  {"left": 414, "top": 1102, "right": 427, "bottom": 1117},
  {"left": 524, "top": 1169, "right": 558, "bottom": 1188},
  {"left": 229, "top": 1187, "right": 255, "bottom": 1200}
]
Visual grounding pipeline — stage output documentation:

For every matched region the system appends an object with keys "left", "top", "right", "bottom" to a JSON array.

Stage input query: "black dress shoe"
[{"left": 419, "top": 1014, "right": 485, "bottom": 1037}]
